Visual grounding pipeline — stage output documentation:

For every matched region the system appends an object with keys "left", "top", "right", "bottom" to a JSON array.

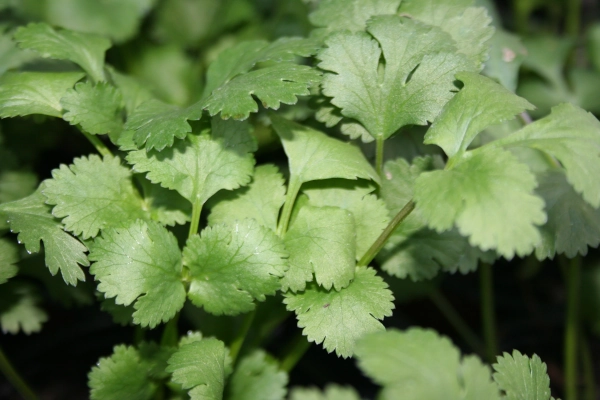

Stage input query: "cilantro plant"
[{"left": 0, "top": 0, "right": 599, "bottom": 399}]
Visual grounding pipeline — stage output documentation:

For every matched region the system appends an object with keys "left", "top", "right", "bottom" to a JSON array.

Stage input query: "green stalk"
[
  {"left": 160, "top": 313, "right": 180, "bottom": 347},
  {"left": 280, "top": 333, "right": 311, "bottom": 373},
  {"left": 428, "top": 289, "right": 485, "bottom": 355},
  {"left": 0, "top": 345, "right": 38, "bottom": 400},
  {"left": 565, "top": 0, "right": 581, "bottom": 38},
  {"left": 580, "top": 333, "right": 596, "bottom": 400},
  {"left": 188, "top": 198, "right": 203, "bottom": 238},
  {"left": 375, "top": 136, "right": 384, "bottom": 177},
  {"left": 564, "top": 256, "right": 581, "bottom": 400},
  {"left": 82, "top": 130, "right": 113, "bottom": 157},
  {"left": 358, "top": 199, "right": 415, "bottom": 267},
  {"left": 277, "top": 177, "right": 302, "bottom": 236},
  {"left": 229, "top": 310, "right": 256, "bottom": 365},
  {"left": 480, "top": 262, "right": 499, "bottom": 364}
]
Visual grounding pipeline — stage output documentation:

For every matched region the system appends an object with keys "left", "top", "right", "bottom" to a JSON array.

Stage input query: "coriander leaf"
[
  {"left": 282, "top": 205, "right": 355, "bottom": 292},
  {"left": 461, "top": 356, "right": 502, "bottom": 400},
  {"left": 139, "top": 178, "right": 191, "bottom": 227},
  {"left": 183, "top": 219, "right": 288, "bottom": 315},
  {"left": 289, "top": 385, "right": 361, "bottom": 400},
  {"left": 309, "top": 0, "right": 401, "bottom": 33},
  {"left": 284, "top": 267, "right": 394, "bottom": 358},
  {"left": 0, "top": 71, "right": 84, "bottom": 118},
  {"left": 492, "top": 350, "right": 552, "bottom": 400},
  {"left": 109, "top": 69, "right": 154, "bottom": 115},
  {"left": 0, "top": 170, "right": 37, "bottom": 203},
  {"left": 203, "top": 63, "right": 321, "bottom": 120},
  {"left": 535, "top": 171, "right": 600, "bottom": 260},
  {"left": 89, "top": 345, "right": 157, "bottom": 400},
  {"left": 483, "top": 29, "right": 527, "bottom": 92},
  {"left": 43, "top": 154, "right": 148, "bottom": 239},
  {"left": 89, "top": 220, "right": 185, "bottom": 328},
  {"left": 271, "top": 115, "right": 379, "bottom": 185},
  {"left": 424, "top": 72, "right": 534, "bottom": 158},
  {"left": 303, "top": 180, "right": 389, "bottom": 260},
  {"left": 208, "top": 164, "right": 285, "bottom": 231},
  {"left": 14, "top": 22, "right": 111, "bottom": 82},
  {"left": 314, "top": 97, "right": 373, "bottom": 143},
  {"left": 398, "top": 0, "right": 472, "bottom": 26},
  {"left": 493, "top": 103, "right": 600, "bottom": 208},
  {"left": 226, "top": 351, "right": 288, "bottom": 400},
  {"left": 319, "top": 15, "right": 476, "bottom": 141},
  {"left": 0, "top": 238, "right": 18, "bottom": 284},
  {"left": 167, "top": 337, "right": 232, "bottom": 400},
  {"left": 0, "top": 26, "right": 36, "bottom": 76},
  {"left": 128, "top": 118, "right": 256, "bottom": 206},
  {"left": 0, "top": 282, "right": 48, "bottom": 334},
  {"left": 0, "top": 184, "right": 88, "bottom": 285},
  {"left": 521, "top": 36, "right": 573, "bottom": 90},
  {"left": 100, "top": 296, "right": 134, "bottom": 326},
  {"left": 414, "top": 147, "right": 546, "bottom": 259}
]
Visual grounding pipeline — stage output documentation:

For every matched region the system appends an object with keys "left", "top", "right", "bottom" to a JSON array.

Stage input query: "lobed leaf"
[
  {"left": 309, "top": 0, "right": 402, "bottom": 33},
  {"left": 492, "top": 350, "right": 552, "bottom": 400},
  {"left": 139, "top": 178, "right": 191, "bottom": 227},
  {"left": 226, "top": 351, "right": 288, "bottom": 400},
  {"left": 0, "top": 282, "right": 48, "bottom": 335}
]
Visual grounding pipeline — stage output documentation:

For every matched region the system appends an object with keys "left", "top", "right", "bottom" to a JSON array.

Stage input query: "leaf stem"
[
  {"left": 375, "top": 136, "right": 384, "bottom": 177},
  {"left": 160, "top": 313, "right": 180, "bottom": 347},
  {"left": 82, "top": 130, "right": 113, "bottom": 157},
  {"left": 564, "top": 256, "right": 581, "bottom": 400},
  {"left": 280, "top": 333, "right": 311, "bottom": 373},
  {"left": 580, "top": 333, "right": 596, "bottom": 400},
  {"left": 188, "top": 198, "right": 203, "bottom": 238},
  {"left": 480, "top": 262, "right": 499, "bottom": 363},
  {"left": 0, "top": 345, "right": 38, "bottom": 400},
  {"left": 277, "top": 177, "right": 302, "bottom": 236},
  {"left": 428, "top": 289, "right": 485, "bottom": 355},
  {"left": 229, "top": 309, "right": 256, "bottom": 365},
  {"left": 358, "top": 199, "right": 415, "bottom": 267}
]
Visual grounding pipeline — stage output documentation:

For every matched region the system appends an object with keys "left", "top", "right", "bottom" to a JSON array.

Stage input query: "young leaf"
[
  {"left": 42, "top": 154, "right": 148, "bottom": 239},
  {"left": 14, "top": 22, "right": 111, "bottom": 82},
  {"left": 0, "top": 71, "right": 84, "bottom": 118},
  {"left": 139, "top": 178, "right": 191, "bottom": 227},
  {"left": 167, "top": 337, "right": 232, "bottom": 400},
  {"left": 284, "top": 267, "right": 394, "bottom": 358},
  {"left": 89, "top": 219, "right": 186, "bottom": 328},
  {"left": 0, "top": 184, "right": 89, "bottom": 285},
  {"left": 60, "top": 81, "right": 123, "bottom": 135},
  {"left": 0, "top": 238, "right": 18, "bottom": 284},
  {"left": 270, "top": 115, "right": 379, "bottom": 185},
  {"left": 208, "top": 164, "right": 286, "bottom": 231},
  {"left": 492, "top": 350, "right": 552, "bottom": 400},
  {"left": 282, "top": 205, "right": 356, "bottom": 292},
  {"left": 128, "top": 118, "right": 256, "bottom": 207},
  {"left": 0, "top": 282, "right": 48, "bottom": 334},
  {"left": 289, "top": 385, "right": 361, "bottom": 400},
  {"left": 319, "top": 15, "right": 475, "bottom": 141},
  {"left": 183, "top": 219, "right": 288, "bottom": 315},
  {"left": 226, "top": 351, "right": 288, "bottom": 400},
  {"left": 424, "top": 72, "right": 534, "bottom": 158}
]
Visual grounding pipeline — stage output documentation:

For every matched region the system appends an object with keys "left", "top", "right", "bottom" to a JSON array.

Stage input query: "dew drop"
[{"left": 26, "top": 250, "right": 32, "bottom": 255}]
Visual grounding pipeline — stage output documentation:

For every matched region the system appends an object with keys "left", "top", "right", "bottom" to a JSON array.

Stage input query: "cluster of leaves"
[{"left": 0, "top": 0, "right": 599, "bottom": 398}]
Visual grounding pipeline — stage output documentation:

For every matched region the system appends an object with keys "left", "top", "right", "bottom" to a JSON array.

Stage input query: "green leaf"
[
  {"left": 284, "top": 267, "right": 394, "bottom": 358},
  {"left": 0, "top": 171, "right": 37, "bottom": 203},
  {"left": 226, "top": 351, "right": 288, "bottom": 400},
  {"left": 414, "top": 147, "right": 546, "bottom": 259},
  {"left": 167, "top": 337, "right": 232, "bottom": 400},
  {"left": 282, "top": 205, "right": 355, "bottom": 292},
  {"left": 0, "top": 26, "right": 37, "bottom": 77},
  {"left": 100, "top": 296, "right": 134, "bottom": 326},
  {"left": 424, "top": 72, "right": 534, "bottom": 158},
  {"left": 14, "top": 22, "right": 111, "bottom": 82},
  {"left": 109, "top": 69, "right": 154, "bottom": 115},
  {"left": 303, "top": 180, "right": 389, "bottom": 260},
  {"left": 183, "top": 219, "right": 288, "bottom": 315},
  {"left": 89, "top": 220, "right": 185, "bottom": 328},
  {"left": 521, "top": 36, "right": 573, "bottom": 89},
  {"left": 203, "top": 63, "right": 321, "bottom": 120},
  {"left": 483, "top": 29, "right": 527, "bottom": 92},
  {"left": 208, "top": 164, "right": 285, "bottom": 231},
  {"left": 42, "top": 154, "right": 148, "bottom": 239},
  {"left": 128, "top": 118, "right": 256, "bottom": 206},
  {"left": 139, "top": 178, "right": 191, "bottom": 227},
  {"left": 492, "top": 350, "right": 552, "bottom": 400},
  {"left": 535, "top": 171, "right": 600, "bottom": 259},
  {"left": 0, "top": 184, "right": 89, "bottom": 285},
  {"left": 0, "top": 282, "right": 48, "bottom": 334},
  {"left": 0, "top": 71, "right": 84, "bottom": 118},
  {"left": 89, "top": 345, "right": 157, "bottom": 400},
  {"left": 0, "top": 238, "right": 18, "bottom": 284},
  {"left": 270, "top": 115, "right": 379, "bottom": 185},
  {"left": 289, "top": 385, "right": 361, "bottom": 400},
  {"left": 493, "top": 103, "right": 600, "bottom": 208},
  {"left": 60, "top": 81, "right": 123, "bottom": 135},
  {"left": 309, "top": 0, "right": 402, "bottom": 33},
  {"left": 355, "top": 328, "right": 500, "bottom": 400},
  {"left": 318, "top": 15, "right": 476, "bottom": 140}
]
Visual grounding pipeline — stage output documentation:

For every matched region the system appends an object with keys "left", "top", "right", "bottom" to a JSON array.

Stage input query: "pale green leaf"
[
  {"left": 167, "top": 337, "right": 232, "bottom": 400},
  {"left": 492, "top": 350, "right": 552, "bottom": 400},
  {"left": 0, "top": 26, "right": 37, "bottom": 76},
  {"left": 208, "top": 164, "right": 285, "bottom": 231},
  {"left": 414, "top": 147, "right": 546, "bottom": 259},
  {"left": 0, "top": 170, "right": 37, "bottom": 203},
  {"left": 284, "top": 267, "right": 394, "bottom": 358},
  {"left": 397, "top": 0, "right": 472, "bottom": 26},
  {"left": 226, "top": 351, "right": 288, "bottom": 400},
  {"left": 0, "top": 184, "right": 89, "bottom": 285},
  {"left": 271, "top": 115, "right": 379, "bottom": 185},
  {"left": 89, "top": 219, "right": 185, "bottom": 328},
  {"left": 313, "top": 97, "right": 373, "bottom": 143},
  {"left": 128, "top": 118, "right": 256, "bottom": 206},
  {"left": 289, "top": 385, "right": 361, "bottom": 400},
  {"left": 183, "top": 219, "right": 288, "bottom": 315},
  {"left": 309, "top": 0, "right": 401, "bottom": 33},
  {"left": 0, "top": 71, "right": 84, "bottom": 118},
  {"left": 14, "top": 22, "right": 111, "bottom": 82},
  {"left": 0, "top": 282, "right": 48, "bottom": 334},
  {"left": 483, "top": 29, "right": 527, "bottom": 92},
  {"left": 319, "top": 15, "right": 476, "bottom": 140},
  {"left": 139, "top": 178, "right": 191, "bottom": 227},
  {"left": 493, "top": 103, "right": 600, "bottom": 208},
  {"left": 282, "top": 205, "right": 355, "bottom": 292},
  {"left": 424, "top": 72, "right": 534, "bottom": 158},
  {"left": 203, "top": 63, "right": 321, "bottom": 120},
  {"left": 0, "top": 238, "right": 18, "bottom": 284},
  {"left": 42, "top": 154, "right": 148, "bottom": 239}
]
